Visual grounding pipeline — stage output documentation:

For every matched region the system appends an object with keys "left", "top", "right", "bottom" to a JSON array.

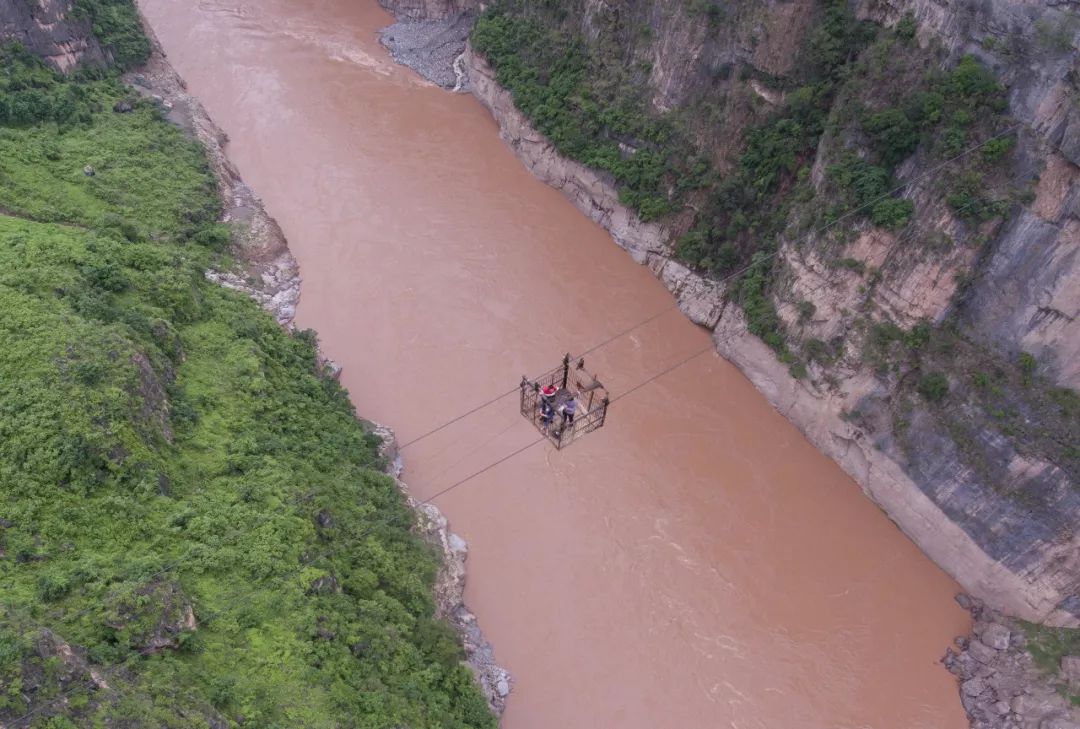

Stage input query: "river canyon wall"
[{"left": 379, "top": 0, "right": 1080, "bottom": 630}]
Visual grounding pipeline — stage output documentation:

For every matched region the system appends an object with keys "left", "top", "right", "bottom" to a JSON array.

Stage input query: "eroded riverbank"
[
  {"left": 138, "top": 0, "right": 972, "bottom": 726},
  {"left": 129, "top": 18, "right": 510, "bottom": 712}
]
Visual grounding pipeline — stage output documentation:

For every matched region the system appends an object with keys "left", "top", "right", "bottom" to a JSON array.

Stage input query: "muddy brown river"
[{"left": 139, "top": 1, "right": 971, "bottom": 726}]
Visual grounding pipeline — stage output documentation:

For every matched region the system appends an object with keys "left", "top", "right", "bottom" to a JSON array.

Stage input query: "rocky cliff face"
[
  {"left": 853, "top": 0, "right": 1080, "bottom": 387},
  {"left": 0, "top": 0, "right": 107, "bottom": 69},
  {"left": 381, "top": 0, "right": 1080, "bottom": 629}
]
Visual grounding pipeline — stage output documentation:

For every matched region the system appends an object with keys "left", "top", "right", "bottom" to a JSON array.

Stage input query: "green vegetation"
[
  {"left": 471, "top": 2, "right": 1012, "bottom": 374},
  {"left": 472, "top": 4, "right": 707, "bottom": 220},
  {"left": 917, "top": 372, "right": 949, "bottom": 402},
  {"left": 1018, "top": 350, "right": 1038, "bottom": 385},
  {"left": 870, "top": 321, "right": 1080, "bottom": 481},
  {"left": 483, "top": 2, "right": 1006, "bottom": 386},
  {"left": 1023, "top": 622, "right": 1080, "bottom": 674},
  {"left": 1034, "top": 14, "right": 1079, "bottom": 54},
  {"left": 0, "top": 41, "right": 492, "bottom": 729},
  {"left": 1022, "top": 622, "right": 1080, "bottom": 705},
  {"left": 895, "top": 12, "right": 918, "bottom": 41},
  {"left": 0, "top": 45, "right": 95, "bottom": 127},
  {"left": 72, "top": 0, "right": 151, "bottom": 70}
]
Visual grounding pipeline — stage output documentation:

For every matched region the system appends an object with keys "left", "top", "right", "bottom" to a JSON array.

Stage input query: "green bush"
[
  {"left": 0, "top": 45, "right": 93, "bottom": 126},
  {"left": 805, "top": 0, "right": 878, "bottom": 77},
  {"left": 950, "top": 55, "right": 1004, "bottom": 101},
  {"left": 804, "top": 337, "right": 833, "bottom": 364},
  {"left": 1018, "top": 351, "right": 1037, "bottom": 385},
  {"left": 895, "top": 12, "right": 918, "bottom": 40},
  {"left": 905, "top": 320, "right": 932, "bottom": 349},
  {"left": 946, "top": 171, "right": 1007, "bottom": 221},
  {"left": 981, "top": 135, "right": 1015, "bottom": 162},
  {"left": 827, "top": 154, "right": 913, "bottom": 229},
  {"left": 917, "top": 371, "right": 950, "bottom": 401},
  {"left": 870, "top": 197, "right": 914, "bottom": 229},
  {"left": 862, "top": 107, "right": 920, "bottom": 168}
]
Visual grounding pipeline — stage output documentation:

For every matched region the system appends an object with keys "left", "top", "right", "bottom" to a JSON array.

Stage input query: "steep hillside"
[
  {"left": 383, "top": 0, "right": 1080, "bottom": 628},
  {"left": 0, "top": 7, "right": 495, "bottom": 728}
]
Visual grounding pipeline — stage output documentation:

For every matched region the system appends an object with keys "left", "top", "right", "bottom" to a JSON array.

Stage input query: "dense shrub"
[
  {"left": 72, "top": 0, "right": 151, "bottom": 70},
  {"left": 946, "top": 171, "right": 1008, "bottom": 221},
  {"left": 0, "top": 45, "right": 93, "bottom": 126},
  {"left": 472, "top": 7, "right": 702, "bottom": 220},
  {"left": 917, "top": 372, "right": 950, "bottom": 401},
  {"left": 805, "top": 0, "right": 879, "bottom": 77},
  {"left": 862, "top": 107, "right": 919, "bottom": 168},
  {"left": 895, "top": 12, "right": 918, "bottom": 41},
  {"left": 870, "top": 197, "right": 914, "bottom": 229}
]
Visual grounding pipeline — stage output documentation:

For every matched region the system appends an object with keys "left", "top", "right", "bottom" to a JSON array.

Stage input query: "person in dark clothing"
[{"left": 557, "top": 394, "right": 578, "bottom": 431}]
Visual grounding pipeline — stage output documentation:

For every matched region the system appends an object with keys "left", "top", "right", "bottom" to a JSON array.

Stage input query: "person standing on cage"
[{"left": 539, "top": 384, "right": 557, "bottom": 431}]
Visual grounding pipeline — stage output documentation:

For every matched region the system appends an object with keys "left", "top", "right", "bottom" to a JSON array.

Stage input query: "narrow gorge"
[{"left": 2, "top": 0, "right": 1078, "bottom": 727}]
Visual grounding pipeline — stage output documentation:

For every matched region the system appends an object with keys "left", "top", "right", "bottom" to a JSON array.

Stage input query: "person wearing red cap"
[{"left": 539, "top": 384, "right": 557, "bottom": 431}]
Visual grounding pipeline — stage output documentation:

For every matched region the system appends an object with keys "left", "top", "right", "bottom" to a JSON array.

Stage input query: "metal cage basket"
[{"left": 520, "top": 354, "right": 609, "bottom": 449}]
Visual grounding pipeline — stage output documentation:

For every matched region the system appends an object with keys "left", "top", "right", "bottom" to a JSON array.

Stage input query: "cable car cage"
[{"left": 520, "top": 354, "right": 609, "bottom": 449}]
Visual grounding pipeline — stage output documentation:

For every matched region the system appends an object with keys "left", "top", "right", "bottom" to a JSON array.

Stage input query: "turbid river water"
[{"left": 139, "top": 1, "right": 971, "bottom": 726}]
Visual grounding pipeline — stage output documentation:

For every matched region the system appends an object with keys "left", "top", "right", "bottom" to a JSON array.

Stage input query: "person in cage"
[
  {"left": 539, "top": 384, "right": 557, "bottom": 431},
  {"left": 557, "top": 393, "right": 578, "bottom": 433}
]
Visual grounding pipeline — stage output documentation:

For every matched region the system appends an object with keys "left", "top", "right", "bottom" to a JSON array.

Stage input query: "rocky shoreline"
[
  {"left": 378, "top": 10, "right": 475, "bottom": 91},
  {"left": 133, "top": 11, "right": 511, "bottom": 717},
  {"left": 125, "top": 21, "right": 301, "bottom": 326},
  {"left": 374, "top": 425, "right": 513, "bottom": 713},
  {"left": 945, "top": 595, "right": 1080, "bottom": 729}
]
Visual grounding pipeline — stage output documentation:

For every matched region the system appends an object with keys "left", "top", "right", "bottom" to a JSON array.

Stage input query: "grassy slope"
[{"left": 0, "top": 41, "right": 492, "bottom": 729}]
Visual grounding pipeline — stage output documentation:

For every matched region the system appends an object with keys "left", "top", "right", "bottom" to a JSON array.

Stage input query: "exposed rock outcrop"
[
  {"left": 103, "top": 579, "right": 197, "bottom": 654},
  {"left": 379, "top": 11, "right": 475, "bottom": 90},
  {"left": 943, "top": 595, "right": 1080, "bottom": 729},
  {"left": 853, "top": 0, "right": 1080, "bottom": 390},
  {"left": 0, "top": 0, "right": 107, "bottom": 70}
]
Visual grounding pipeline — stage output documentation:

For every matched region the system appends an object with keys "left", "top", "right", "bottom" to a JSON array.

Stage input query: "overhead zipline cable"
[
  {"left": 397, "top": 302, "right": 681, "bottom": 449},
  {"left": 421, "top": 341, "right": 717, "bottom": 501},
  {"left": 397, "top": 124, "right": 1019, "bottom": 451}
]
